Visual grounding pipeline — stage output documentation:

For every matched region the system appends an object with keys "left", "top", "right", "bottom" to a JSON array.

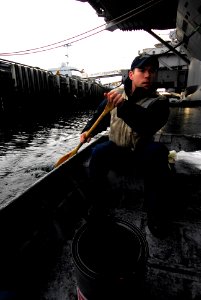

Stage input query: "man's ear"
[{"left": 128, "top": 70, "right": 134, "bottom": 80}]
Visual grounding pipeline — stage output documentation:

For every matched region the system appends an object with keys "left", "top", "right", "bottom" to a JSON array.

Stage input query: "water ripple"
[
  {"left": 1, "top": 107, "right": 201, "bottom": 207},
  {"left": 0, "top": 110, "right": 93, "bottom": 206}
]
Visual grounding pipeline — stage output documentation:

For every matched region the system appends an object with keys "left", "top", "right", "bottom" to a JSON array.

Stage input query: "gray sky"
[{"left": 0, "top": 0, "right": 171, "bottom": 74}]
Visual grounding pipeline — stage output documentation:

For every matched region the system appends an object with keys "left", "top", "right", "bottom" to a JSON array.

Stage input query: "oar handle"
[{"left": 85, "top": 102, "right": 114, "bottom": 139}]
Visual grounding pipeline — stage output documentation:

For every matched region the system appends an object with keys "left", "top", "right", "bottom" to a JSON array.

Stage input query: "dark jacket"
[{"left": 81, "top": 87, "right": 169, "bottom": 138}]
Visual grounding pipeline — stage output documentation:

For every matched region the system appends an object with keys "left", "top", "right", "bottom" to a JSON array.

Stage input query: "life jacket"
[{"left": 109, "top": 86, "right": 163, "bottom": 149}]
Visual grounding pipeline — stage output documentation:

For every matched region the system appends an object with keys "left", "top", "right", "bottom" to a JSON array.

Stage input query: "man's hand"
[
  {"left": 80, "top": 131, "right": 91, "bottom": 143},
  {"left": 104, "top": 90, "right": 124, "bottom": 107}
]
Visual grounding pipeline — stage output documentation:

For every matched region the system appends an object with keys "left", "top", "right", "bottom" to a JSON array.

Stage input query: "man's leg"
[
  {"left": 87, "top": 140, "right": 119, "bottom": 218},
  {"left": 136, "top": 141, "right": 174, "bottom": 237}
]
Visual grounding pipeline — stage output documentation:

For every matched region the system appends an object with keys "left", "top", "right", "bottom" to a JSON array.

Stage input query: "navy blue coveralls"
[{"left": 81, "top": 87, "right": 174, "bottom": 234}]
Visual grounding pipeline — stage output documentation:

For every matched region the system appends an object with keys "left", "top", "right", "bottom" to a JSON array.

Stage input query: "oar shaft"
[
  {"left": 85, "top": 112, "right": 106, "bottom": 138},
  {"left": 75, "top": 141, "right": 84, "bottom": 152},
  {"left": 85, "top": 102, "right": 114, "bottom": 138},
  {"left": 54, "top": 101, "right": 114, "bottom": 167}
]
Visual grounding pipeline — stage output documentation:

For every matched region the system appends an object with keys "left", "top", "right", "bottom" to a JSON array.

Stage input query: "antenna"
[{"left": 64, "top": 43, "right": 72, "bottom": 68}]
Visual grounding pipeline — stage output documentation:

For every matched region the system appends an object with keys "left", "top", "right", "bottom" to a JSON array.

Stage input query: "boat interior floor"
[{"left": 37, "top": 159, "right": 201, "bottom": 300}]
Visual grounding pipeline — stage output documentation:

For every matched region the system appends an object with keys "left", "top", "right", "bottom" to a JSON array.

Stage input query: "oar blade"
[{"left": 54, "top": 148, "right": 77, "bottom": 168}]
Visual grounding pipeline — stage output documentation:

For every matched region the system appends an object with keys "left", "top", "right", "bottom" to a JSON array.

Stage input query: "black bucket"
[{"left": 72, "top": 218, "right": 149, "bottom": 300}]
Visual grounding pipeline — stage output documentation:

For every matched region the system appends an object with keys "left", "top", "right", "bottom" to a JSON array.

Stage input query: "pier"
[{"left": 0, "top": 59, "right": 108, "bottom": 120}]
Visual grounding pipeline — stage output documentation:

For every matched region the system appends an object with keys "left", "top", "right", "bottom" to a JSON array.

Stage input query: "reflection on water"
[
  {"left": 162, "top": 107, "right": 201, "bottom": 135},
  {"left": 0, "top": 110, "right": 94, "bottom": 206},
  {"left": 0, "top": 106, "right": 201, "bottom": 207}
]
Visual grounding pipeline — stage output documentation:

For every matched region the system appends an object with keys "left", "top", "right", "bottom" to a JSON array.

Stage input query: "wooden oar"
[{"left": 54, "top": 101, "right": 114, "bottom": 168}]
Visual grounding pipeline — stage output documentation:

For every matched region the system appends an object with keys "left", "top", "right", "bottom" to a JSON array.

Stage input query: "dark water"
[
  {"left": 0, "top": 106, "right": 201, "bottom": 207},
  {"left": 162, "top": 106, "right": 201, "bottom": 135},
  {"left": 0, "top": 110, "right": 96, "bottom": 206}
]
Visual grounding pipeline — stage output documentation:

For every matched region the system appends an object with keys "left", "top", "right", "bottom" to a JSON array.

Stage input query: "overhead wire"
[{"left": 0, "top": 0, "right": 164, "bottom": 56}]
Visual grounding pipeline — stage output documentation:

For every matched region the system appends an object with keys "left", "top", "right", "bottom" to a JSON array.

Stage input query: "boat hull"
[{"left": 0, "top": 133, "right": 201, "bottom": 299}]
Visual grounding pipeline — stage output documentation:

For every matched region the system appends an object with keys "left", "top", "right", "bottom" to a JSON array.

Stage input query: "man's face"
[{"left": 129, "top": 64, "right": 157, "bottom": 90}]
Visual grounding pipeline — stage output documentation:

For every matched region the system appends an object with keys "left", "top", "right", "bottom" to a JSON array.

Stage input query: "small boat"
[{"left": 0, "top": 132, "right": 201, "bottom": 300}]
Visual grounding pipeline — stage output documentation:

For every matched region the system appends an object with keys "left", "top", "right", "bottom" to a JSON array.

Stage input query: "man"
[{"left": 80, "top": 54, "right": 172, "bottom": 238}]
